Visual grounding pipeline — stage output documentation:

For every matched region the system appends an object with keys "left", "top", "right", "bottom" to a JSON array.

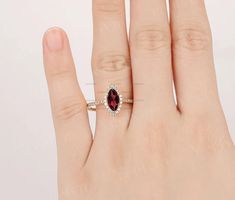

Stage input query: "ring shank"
[{"left": 87, "top": 99, "right": 133, "bottom": 111}]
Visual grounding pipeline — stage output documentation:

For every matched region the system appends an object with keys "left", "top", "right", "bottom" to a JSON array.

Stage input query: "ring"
[{"left": 87, "top": 84, "right": 133, "bottom": 115}]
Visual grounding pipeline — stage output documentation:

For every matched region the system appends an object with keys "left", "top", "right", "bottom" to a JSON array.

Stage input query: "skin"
[{"left": 42, "top": 0, "right": 235, "bottom": 199}]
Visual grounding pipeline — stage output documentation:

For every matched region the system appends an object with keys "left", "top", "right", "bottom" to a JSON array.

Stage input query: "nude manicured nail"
[{"left": 44, "top": 28, "right": 64, "bottom": 51}]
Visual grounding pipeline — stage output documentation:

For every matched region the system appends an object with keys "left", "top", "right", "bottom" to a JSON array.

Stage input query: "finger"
[
  {"left": 170, "top": 0, "right": 220, "bottom": 113},
  {"left": 43, "top": 28, "right": 92, "bottom": 185},
  {"left": 92, "top": 0, "right": 132, "bottom": 133},
  {"left": 130, "top": 0, "right": 176, "bottom": 121}
]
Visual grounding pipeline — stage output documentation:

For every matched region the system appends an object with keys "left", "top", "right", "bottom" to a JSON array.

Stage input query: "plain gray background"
[{"left": 0, "top": 0, "right": 234, "bottom": 199}]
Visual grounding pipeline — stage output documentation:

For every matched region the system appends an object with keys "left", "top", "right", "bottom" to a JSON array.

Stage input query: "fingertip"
[
  {"left": 43, "top": 27, "right": 67, "bottom": 52},
  {"left": 42, "top": 27, "right": 74, "bottom": 76}
]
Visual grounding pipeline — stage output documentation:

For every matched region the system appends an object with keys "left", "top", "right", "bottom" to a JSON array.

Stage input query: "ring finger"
[{"left": 92, "top": 0, "right": 132, "bottom": 136}]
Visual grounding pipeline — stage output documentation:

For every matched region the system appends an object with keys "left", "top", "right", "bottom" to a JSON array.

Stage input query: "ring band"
[{"left": 87, "top": 84, "right": 133, "bottom": 115}]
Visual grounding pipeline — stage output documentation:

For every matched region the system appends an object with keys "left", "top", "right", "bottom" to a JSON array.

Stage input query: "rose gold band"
[{"left": 87, "top": 98, "right": 133, "bottom": 112}]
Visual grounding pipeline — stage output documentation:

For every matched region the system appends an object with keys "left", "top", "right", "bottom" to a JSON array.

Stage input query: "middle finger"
[{"left": 130, "top": 0, "right": 176, "bottom": 122}]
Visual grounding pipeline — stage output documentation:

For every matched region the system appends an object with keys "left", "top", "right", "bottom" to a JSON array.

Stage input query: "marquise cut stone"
[{"left": 107, "top": 89, "right": 120, "bottom": 111}]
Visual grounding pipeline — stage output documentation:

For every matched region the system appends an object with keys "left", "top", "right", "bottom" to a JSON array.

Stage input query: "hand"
[{"left": 42, "top": 0, "right": 235, "bottom": 199}]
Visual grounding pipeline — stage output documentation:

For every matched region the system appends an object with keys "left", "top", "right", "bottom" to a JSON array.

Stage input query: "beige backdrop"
[{"left": 0, "top": 0, "right": 235, "bottom": 199}]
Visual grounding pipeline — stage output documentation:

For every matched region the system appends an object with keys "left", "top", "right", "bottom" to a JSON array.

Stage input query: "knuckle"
[
  {"left": 173, "top": 27, "right": 211, "bottom": 51},
  {"left": 187, "top": 114, "right": 230, "bottom": 154},
  {"left": 142, "top": 122, "right": 169, "bottom": 156},
  {"left": 47, "top": 63, "right": 75, "bottom": 81},
  {"left": 94, "top": 1, "right": 122, "bottom": 15},
  {"left": 54, "top": 97, "right": 86, "bottom": 121},
  {"left": 50, "top": 70, "right": 74, "bottom": 81},
  {"left": 133, "top": 26, "right": 171, "bottom": 52},
  {"left": 92, "top": 53, "right": 130, "bottom": 73}
]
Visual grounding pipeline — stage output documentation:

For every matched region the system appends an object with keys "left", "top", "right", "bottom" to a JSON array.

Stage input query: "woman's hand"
[{"left": 42, "top": 0, "right": 235, "bottom": 199}]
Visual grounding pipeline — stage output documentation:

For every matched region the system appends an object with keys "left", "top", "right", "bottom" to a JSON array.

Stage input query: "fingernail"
[{"left": 44, "top": 28, "right": 64, "bottom": 51}]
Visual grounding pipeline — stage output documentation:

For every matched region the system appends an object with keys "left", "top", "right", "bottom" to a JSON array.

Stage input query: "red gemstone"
[{"left": 107, "top": 89, "right": 120, "bottom": 111}]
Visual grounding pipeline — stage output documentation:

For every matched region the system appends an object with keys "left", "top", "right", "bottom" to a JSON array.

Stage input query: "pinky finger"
[{"left": 43, "top": 28, "right": 92, "bottom": 189}]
